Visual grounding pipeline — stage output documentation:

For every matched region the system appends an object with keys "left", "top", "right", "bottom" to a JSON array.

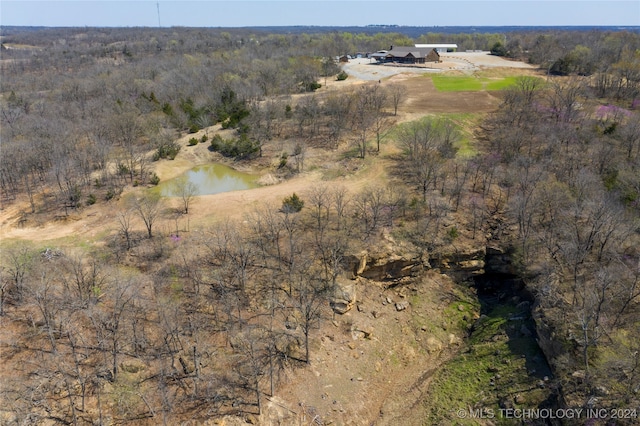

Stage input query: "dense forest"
[{"left": 1, "top": 26, "right": 639, "bottom": 424}]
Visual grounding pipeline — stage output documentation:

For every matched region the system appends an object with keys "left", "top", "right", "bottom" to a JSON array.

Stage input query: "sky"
[{"left": 1, "top": 0, "right": 639, "bottom": 28}]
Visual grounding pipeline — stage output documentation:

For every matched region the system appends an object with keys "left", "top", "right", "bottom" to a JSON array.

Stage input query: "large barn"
[
  {"left": 414, "top": 43, "right": 458, "bottom": 53},
  {"left": 370, "top": 46, "right": 440, "bottom": 64}
]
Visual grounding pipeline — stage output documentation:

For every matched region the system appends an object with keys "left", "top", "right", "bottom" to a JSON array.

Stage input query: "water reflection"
[{"left": 158, "top": 164, "right": 259, "bottom": 197}]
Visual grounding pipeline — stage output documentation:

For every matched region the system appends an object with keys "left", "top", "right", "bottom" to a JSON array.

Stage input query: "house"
[{"left": 370, "top": 46, "right": 440, "bottom": 64}]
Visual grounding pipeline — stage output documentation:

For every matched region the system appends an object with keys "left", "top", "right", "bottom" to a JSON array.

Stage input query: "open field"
[{"left": 430, "top": 74, "right": 540, "bottom": 92}]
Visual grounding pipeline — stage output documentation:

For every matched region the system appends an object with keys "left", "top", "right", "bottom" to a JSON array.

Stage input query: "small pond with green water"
[{"left": 157, "top": 163, "right": 259, "bottom": 197}]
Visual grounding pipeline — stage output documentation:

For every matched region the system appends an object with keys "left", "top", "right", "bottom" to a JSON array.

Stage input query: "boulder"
[
  {"left": 351, "top": 323, "right": 373, "bottom": 339},
  {"left": 532, "top": 303, "right": 568, "bottom": 369},
  {"left": 330, "top": 279, "right": 356, "bottom": 314},
  {"left": 448, "top": 333, "right": 461, "bottom": 346},
  {"left": 425, "top": 336, "right": 443, "bottom": 354},
  {"left": 395, "top": 301, "right": 409, "bottom": 311}
]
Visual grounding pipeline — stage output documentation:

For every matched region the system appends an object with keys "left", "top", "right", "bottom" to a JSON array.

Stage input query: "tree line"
[{"left": 477, "top": 75, "right": 640, "bottom": 410}]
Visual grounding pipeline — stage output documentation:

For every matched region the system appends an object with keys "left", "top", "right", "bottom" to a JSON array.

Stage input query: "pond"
[{"left": 157, "top": 163, "right": 259, "bottom": 197}]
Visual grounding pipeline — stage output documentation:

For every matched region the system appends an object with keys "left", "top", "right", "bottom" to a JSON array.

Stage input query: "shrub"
[
  {"left": 68, "top": 186, "right": 82, "bottom": 207},
  {"left": 278, "top": 152, "right": 288, "bottom": 169},
  {"left": 86, "top": 193, "right": 97, "bottom": 206},
  {"left": 188, "top": 137, "right": 199, "bottom": 146},
  {"left": 118, "top": 164, "right": 130, "bottom": 176},
  {"left": 446, "top": 226, "right": 459, "bottom": 242},
  {"left": 162, "top": 102, "right": 174, "bottom": 116},
  {"left": 549, "top": 57, "right": 572, "bottom": 76},
  {"left": 210, "top": 134, "right": 224, "bottom": 151},
  {"left": 209, "top": 134, "right": 259, "bottom": 160},
  {"left": 303, "top": 81, "right": 322, "bottom": 92},
  {"left": 336, "top": 71, "right": 349, "bottom": 81},
  {"left": 149, "top": 173, "right": 160, "bottom": 185},
  {"left": 200, "top": 134, "right": 209, "bottom": 143},
  {"left": 281, "top": 193, "right": 304, "bottom": 213},
  {"left": 155, "top": 140, "right": 181, "bottom": 160},
  {"left": 215, "top": 88, "right": 249, "bottom": 129},
  {"left": 490, "top": 42, "right": 507, "bottom": 57}
]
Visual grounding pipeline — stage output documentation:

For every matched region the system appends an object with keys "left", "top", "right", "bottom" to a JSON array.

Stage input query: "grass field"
[
  {"left": 425, "top": 303, "right": 554, "bottom": 425},
  {"left": 431, "top": 75, "right": 541, "bottom": 92}
]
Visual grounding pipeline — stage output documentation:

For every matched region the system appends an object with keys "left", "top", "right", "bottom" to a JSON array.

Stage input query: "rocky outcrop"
[
  {"left": 531, "top": 303, "right": 568, "bottom": 372},
  {"left": 347, "top": 243, "right": 522, "bottom": 284},
  {"left": 484, "top": 246, "right": 519, "bottom": 275},
  {"left": 429, "top": 247, "right": 486, "bottom": 279},
  {"left": 347, "top": 244, "right": 425, "bottom": 282}
]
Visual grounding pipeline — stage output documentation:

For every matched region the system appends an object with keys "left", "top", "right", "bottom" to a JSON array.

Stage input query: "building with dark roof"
[{"left": 370, "top": 46, "right": 440, "bottom": 64}]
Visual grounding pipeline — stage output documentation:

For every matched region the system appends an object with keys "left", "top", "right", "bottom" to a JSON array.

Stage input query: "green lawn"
[
  {"left": 484, "top": 76, "right": 523, "bottom": 91},
  {"left": 431, "top": 75, "right": 542, "bottom": 92},
  {"left": 431, "top": 75, "right": 483, "bottom": 92}
]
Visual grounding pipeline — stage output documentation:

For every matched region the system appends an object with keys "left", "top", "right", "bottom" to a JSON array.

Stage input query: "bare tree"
[
  {"left": 292, "top": 265, "right": 329, "bottom": 365},
  {"left": 398, "top": 118, "right": 458, "bottom": 202},
  {"left": 3, "top": 244, "right": 35, "bottom": 304},
  {"left": 117, "top": 208, "right": 136, "bottom": 251},
  {"left": 388, "top": 83, "right": 407, "bottom": 116},
  {"left": 60, "top": 252, "right": 105, "bottom": 308},
  {"left": 324, "top": 93, "right": 352, "bottom": 149},
  {"left": 172, "top": 176, "right": 198, "bottom": 214},
  {"left": 295, "top": 95, "right": 322, "bottom": 139},
  {"left": 234, "top": 327, "right": 269, "bottom": 414},
  {"left": 88, "top": 271, "right": 137, "bottom": 382},
  {"left": 128, "top": 192, "right": 163, "bottom": 239},
  {"left": 351, "top": 84, "right": 389, "bottom": 156},
  {"left": 109, "top": 107, "right": 149, "bottom": 184}
]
